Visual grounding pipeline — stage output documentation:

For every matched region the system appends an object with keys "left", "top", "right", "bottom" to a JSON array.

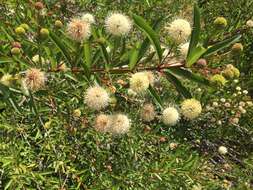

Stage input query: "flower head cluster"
[
  {"left": 165, "top": 19, "right": 191, "bottom": 43},
  {"left": 105, "top": 13, "right": 132, "bottom": 36},
  {"left": 24, "top": 68, "right": 46, "bottom": 91},
  {"left": 93, "top": 113, "right": 131, "bottom": 135},
  {"left": 81, "top": 13, "right": 95, "bottom": 24},
  {"left": 94, "top": 114, "right": 111, "bottom": 133},
  {"left": 110, "top": 114, "right": 131, "bottom": 134},
  {"left": 179, "top": 42, "right": 189, "bottom": 58},
  {"left": 67, "top": 18, "right": 91, "bottom": 42},
  {"left": 84, "top": 86, "right": 109, "bottom": 110},
  {"left": 129, "top": 72, "right": 150, "bottom": 93},
  {"left": 162, "top": 107, "right": 180, "bottom": 126},
  {"left": 181, "top": 99, "right": 202, "bottom": 120},
  {"left": 140, "top": 103, "right": 156, "bottom": 122}
]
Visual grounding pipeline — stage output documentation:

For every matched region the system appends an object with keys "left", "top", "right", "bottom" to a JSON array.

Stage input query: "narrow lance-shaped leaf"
[
  {"left": 133, "top": 14, "right": 163, "bottom": 62},
  {"left": 187, "top": 4, "right": 201, "bottom": 57},
  {"left": 169, "top": 67, "right": 210, "bottom": 86},
  {"left": 129, "top": 42, "right": 141, "bottom": 70},
  {"left": 164, "top": 69, "right": 192, "bottom": 98},
  {"left": 49, "top": 32, "right": 72, "bottom": 65},
  {"left": 203, "top": 35, "right": 241, "bottom": 57},
  {"left": 148, "top": 86, "right": 163, "bottom": 109},
  {"left": 84, "top": 41, "right": 92, "bottom": 69},
  {"left": 186, "top": 45, "right": 206, "bottom": 67}
]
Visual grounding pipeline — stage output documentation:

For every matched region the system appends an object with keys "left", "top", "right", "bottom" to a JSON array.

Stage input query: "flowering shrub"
[{"left": 0, "top": 0, "right": 253, "bottom": 189}]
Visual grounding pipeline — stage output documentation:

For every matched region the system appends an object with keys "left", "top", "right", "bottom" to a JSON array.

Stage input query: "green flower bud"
[
  {"left": 231, "top": 43, "right": 243, "bottom": 54},
  {"left": 214, "top": 17, "right": 227, "bottom": 29},
  {"left": 210, "top": 74, "right": 227, "bottom": 86},
  {"left": 55, "top": 20, "right": 63, "bottom": 28},
  {"left": 11, "top": 47, "right": 21, "bottom": 55},
  {"left": 73, "top": 109, "right": 81, "bottom": 117},
  {"left": 40, "top": 28, "right": 50, "bottom": 38},
  {"left": 15, "top": 26, "right": 26, "bottom": 35},
  {"left": 232, "top": 67, "right": 240, "bottom": 78},
  {"left": 20, "top": 23, "right": 29, "bottom": 31}
]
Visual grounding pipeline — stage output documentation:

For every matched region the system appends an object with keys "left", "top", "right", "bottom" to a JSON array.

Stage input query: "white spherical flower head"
[
  {"left": 81, "top": 13, "right": 95, "bottom": 24},
  {"left": 94, "top": 114, "right": 111, "bottom": 133},
  {"left": 179, "top": 42, "right": 190, "bottom": 58},
  {"left": 218, "top": 146, "right": 228, "bottom": 155},
  {"left": 181, "top": 99, "right": 202, "bottom": 120},
  {"left": 67, "top": 18, "right": 91, "bottom": 42},
  {"left": 140, "top": 103, "right": 156, "bottom": 122},
  {"left": 25, "top": 68, "right": 46, "bottom": 91},
  {"left": 105, "top": 13, "right": 132, "bottom": 36},
  {"left": 166, "top": 19, "right": 191, "bottom": 43},
  {"left": 246, "top": 19, "right": 253, "bottom": 28},
  {"left": 84, "top": 86, "right": 109, "bottom": 110},
  {"left": 129, "top": 72, "right": 150, "bottom": 93},
  {"left": 162, "top": 107, "right": 180, "bottom": 126},
  {"left": 110, "top": 114, "right": 131, "bottom": 135}
]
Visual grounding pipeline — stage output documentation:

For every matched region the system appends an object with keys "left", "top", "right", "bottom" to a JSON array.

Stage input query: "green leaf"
[
  {"left": 129, "top": 42, "right": 141, "bottom": 70},
  {"left": 187, "top": 4, "right": 201, "bottom": 57},
  {"left": 203, "top": 35, "right": 241, "bottom": 57},
  {"left": 164, "top": 69, "right": 192, "bottom": 98},
  {"left": 49, "top": 32, "right": 72, "bottom": 65},
  {"left": 138, "top": 17, "right": 163, "bottom": 62},
  {"left": 133, "top": 14, "right": 163, "bottom": 62},
  {"left": 84, "top": 41, "right": 92, "bottom": 68},
  {"left": 148, "top": 86, "right": 163, "bottom": 109},
  {"left": 169, "top": 67, "right": 210, "bottom": 86},
  {"left": 186, "top": 46, "right": 206, "bottom": 67}
]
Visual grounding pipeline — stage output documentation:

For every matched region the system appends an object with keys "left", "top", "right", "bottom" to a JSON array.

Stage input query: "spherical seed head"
[
  {"left": 222, "top": 68, "right": 235, "bottom": 79},
  {"left": 162, "top": 107, "right": 180, "bottom": 126},
  {"left": 231, "top": 43, "right": 243, "bottom": 54},
  {"left": 218, "top": 146, "right": 228, "bottom": 155},
  {"left": 214, "top": 17, "right": 227, "bottom": 29},
  {"left": 11, "top": 47, "right": 21, "bottom": 55},
  {"left": 210, "top": 74, "right": 227, "bottom": 86},
  {"left": 84, "top": 86, "right": 109, "bottom": 110},
  {"left": 73, "top": 109, "right": 81, "bottom": 117},
  {"left": 196, "top": 58, "right": 207, "bottom": 68},
  {"left": 140, "top": 103, "right": 156, "bottom": 122},
  {"left": 81, "top": 13, "right": 95, "bottom": 24},
  {"left": 129, "top": 72, "right": 150, "bottom": 93},
  {"left": 40, "top": 28, "right": 50, "bottom": 38},
  {"left": 67, "top": 18, "right": 91, "bottom": 42},
  {"left": 110, "top": 114, "right": 131, "bottom": 135},
  {"left": 15, "top": 26, "right": 26, "bottom": 35},
  {"left": 179, "top": 42, "right": 190, "bottom": 58},
  {"left": 55, "top": 20, "right": 63, "bottom": 28},
  {"left": 94, "top": 114, "right": 111, "bottom": 133},
  {"left": 181, "top": 99, "right": 202, "bottom": 120},
  {"left": 24, "top": 68, "right": 46, "bottom": 91},
  {"left": 20, "top": 23, "right": 29, "bottom": 30},
  {"left": 34, "top": 2, "right": 44, "bottom": 10},
  {"left": 246, "top": 19, "right": 253, "bottom": 28},
  {"left": 165, "top": 19, "right": 191, "bottom": 43},
  {"left": 0, "top": 74, "right": 12, "bottom": 86},
  {"left": 105, "top": 13, "right": 132, "bottom": 36}
]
